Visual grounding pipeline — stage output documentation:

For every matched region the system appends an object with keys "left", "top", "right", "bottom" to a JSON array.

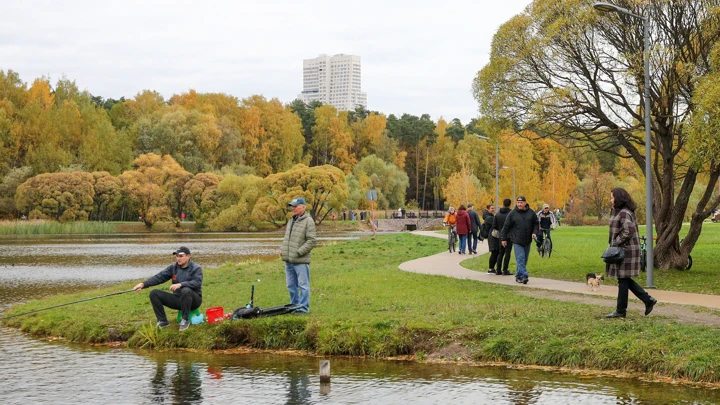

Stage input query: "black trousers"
[
  {"left": 488, "top": 249, "right": 499, "bottom": 271},
  {"left": 496, "top": 244, "right": 513, "bottom": 272},
  {"left": 150, "top": 287, "right": 202, "bottom": 323},
  {"left": 616, "top": 277, "right": 651, "bottom": 314}
]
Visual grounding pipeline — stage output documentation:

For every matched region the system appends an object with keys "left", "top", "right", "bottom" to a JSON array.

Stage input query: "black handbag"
[{"left": 601, "top": 246, "right": 625, "bottom": 264}]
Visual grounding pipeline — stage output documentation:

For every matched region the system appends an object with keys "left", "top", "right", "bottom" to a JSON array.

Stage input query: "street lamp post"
[
  {"left": 593, "top": 1, "right": 654, "bottom": 288},
  {"left": 501, "top": 166, "right": 516, "bottom": 202},
  {"left": 475, "top": 135, "right": 500, "bottom": 212}
]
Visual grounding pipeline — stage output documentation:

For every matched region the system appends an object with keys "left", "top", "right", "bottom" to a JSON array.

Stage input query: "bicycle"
[
  {"left": 536, "top": 229, "right": 553, "bottom": 258},
  {"left": 444, "top": 223, "right": 457, "bottom": 253},
  {"left": 640, "top": 236, "right": 692, "bottom": 271}
]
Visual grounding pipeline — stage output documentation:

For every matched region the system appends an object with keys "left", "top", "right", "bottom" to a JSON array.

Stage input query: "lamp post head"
[
  {"left": 593, "top": 2, "right": 643, "bottom": 19},
  {"left": 593, "top": 2, "right": 621, "bottom": 13}
]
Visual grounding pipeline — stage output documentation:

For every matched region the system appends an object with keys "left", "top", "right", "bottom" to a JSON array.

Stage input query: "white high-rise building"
[{"left": 298, "top": 54, "right": 367, "bottom": 111}]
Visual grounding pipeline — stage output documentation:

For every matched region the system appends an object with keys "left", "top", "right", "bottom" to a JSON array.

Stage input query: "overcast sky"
[{"left": 2, "top": 0, "right": 532, "bottom": 124}]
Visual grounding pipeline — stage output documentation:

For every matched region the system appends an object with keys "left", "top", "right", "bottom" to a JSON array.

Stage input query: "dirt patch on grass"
[
  {"left": 425, "top": 342, "right": 473, "bottom": 361},
  {"left": 517, "top": 289, "right": 720, "bottom": 326}
]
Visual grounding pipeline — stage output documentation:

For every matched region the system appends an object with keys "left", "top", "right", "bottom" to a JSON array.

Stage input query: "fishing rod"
[{"left": 0, "top": 289, "right": 135, "bottom": 320}]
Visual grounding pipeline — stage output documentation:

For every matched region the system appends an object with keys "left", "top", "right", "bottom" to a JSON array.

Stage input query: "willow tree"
[{"left": 473, "top": 0, "right": 720, "bottom": 269}]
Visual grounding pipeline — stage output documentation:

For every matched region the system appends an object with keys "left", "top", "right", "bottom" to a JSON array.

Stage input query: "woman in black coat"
[
  {"left": 483, "top": 205, "right": 499, "bottom": 274},
  {"left": 605, "top": 188, "right": 657, "bottom": 318}
]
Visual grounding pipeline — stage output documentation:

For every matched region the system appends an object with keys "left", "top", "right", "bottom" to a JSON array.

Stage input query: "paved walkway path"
[{"left": 400, "top": 231, "right": 720, "bottom": 310}]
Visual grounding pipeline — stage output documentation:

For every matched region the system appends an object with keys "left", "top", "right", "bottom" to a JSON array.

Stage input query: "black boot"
[{"left": 605, "top": 311, "right": 626, "bottom": 319}]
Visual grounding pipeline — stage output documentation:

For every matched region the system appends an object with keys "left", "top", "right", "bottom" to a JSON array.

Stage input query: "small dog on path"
[{"left": 586, "top": 273, "right": 604, "bottom": 291}]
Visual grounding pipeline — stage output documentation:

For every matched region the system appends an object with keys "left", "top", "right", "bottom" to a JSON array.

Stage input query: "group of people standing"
[{"left": 447, "top": 196, "right": 543, "bottom": 283}]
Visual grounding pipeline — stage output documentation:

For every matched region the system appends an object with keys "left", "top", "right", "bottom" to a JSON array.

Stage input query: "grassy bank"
[
  {"left": 462, "top": 224, "right": 720, "bottom": 294},
  {"left": 4, "top": 233, "right": 720, "bottom": 384}
]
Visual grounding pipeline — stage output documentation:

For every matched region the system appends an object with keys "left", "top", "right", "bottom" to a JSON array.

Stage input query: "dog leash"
[{"left": 551, "top": 247, "right": 590, "bottom": 269}]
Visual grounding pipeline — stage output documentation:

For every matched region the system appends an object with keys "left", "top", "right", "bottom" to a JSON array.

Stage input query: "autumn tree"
[
  {"left": 15, "top": 171, "right": 95, "bottom": 221},
  {"left": 119, "top": 154, "right": 190, "bottom": 227},
  {"left": 578, "top": 159, "right": 615, "bottom": 221},
  {"left": 239, "top": 96, "right": 305, "bottom": 176},
  {"left": 0, "top": 166, "right": 32, "bottom": 218},
  {"left": 442, "top": 165, "right": 491, "bottom": 210},
  {"left": 309, "top": 105, "right": 355, "bottom": 172},
  {"left": 252, "top": 164, "right": 348, "bottom": 226},
  {"left": 206, "top": 174, "right": 267, "bottom": 231},
  {"left": 90, "top": 171, "right": 123, "bottom": 221},
  {"left": 474, "top": 0, "right": 720, "bottom": 269}
]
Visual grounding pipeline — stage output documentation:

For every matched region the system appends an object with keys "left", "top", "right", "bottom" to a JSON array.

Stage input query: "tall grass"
[{"left": 0, "top": 220, "right": 118, "bottom": 235}]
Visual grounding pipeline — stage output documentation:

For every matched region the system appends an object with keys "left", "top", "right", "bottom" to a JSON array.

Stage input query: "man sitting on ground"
[{"left": 133, "top": 246, "right": 203, "bottom": 331}]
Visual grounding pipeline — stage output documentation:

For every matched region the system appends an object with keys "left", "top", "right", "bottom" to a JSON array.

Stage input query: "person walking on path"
[
  {"left": 500, "top": 196, "right": 539, "bottom": 284},
  {"left": 605, "top": 188, "right": 657, "bottom": 318},
  {"left": 483, "top": 205, "right": 500, "bottom": 274},
  {"left": 455, "top": 205, "right": 472, "bottom": 255},
  {"left": 493, "top": 199, "right": 514, "bottom": 275},
  {"left": 467, "top": 204, "right": 482, "bottom": 254},
  {"left": 281, "top": 197, "right": 317, "bottom": 313},
  {"left": 133, "top": 246, "right": 203, "bottom": 331}
]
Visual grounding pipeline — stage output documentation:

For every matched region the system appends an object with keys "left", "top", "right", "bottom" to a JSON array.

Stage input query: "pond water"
[{"left": 1, "top": 233, "right": 718, "bottom": 404}]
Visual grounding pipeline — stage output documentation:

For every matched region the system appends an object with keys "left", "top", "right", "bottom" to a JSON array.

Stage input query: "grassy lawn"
[
  {"left": 3, "top": 232, "right": 720, "bottom": 384},
  {"left": 463, "top": 223, "right": 720, "bottom": 295}
]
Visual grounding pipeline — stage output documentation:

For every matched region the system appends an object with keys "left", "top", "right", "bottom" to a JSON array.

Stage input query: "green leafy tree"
[{"left": 351, "top": 155, "right": 409, "bottom": 209}]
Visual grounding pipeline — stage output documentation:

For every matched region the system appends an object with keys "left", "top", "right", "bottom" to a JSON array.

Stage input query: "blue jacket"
[{"left": 142, "top": 261, "right": 203, "bottom": 296}]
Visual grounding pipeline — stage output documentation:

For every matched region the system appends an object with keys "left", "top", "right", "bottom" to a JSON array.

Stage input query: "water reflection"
[{"left": 151, "top": 360, "right": 204, "bottom": 404}]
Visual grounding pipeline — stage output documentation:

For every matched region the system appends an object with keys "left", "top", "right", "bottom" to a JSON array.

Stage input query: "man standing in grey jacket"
[{"left": 281, "top": 197, "right": 317, "bottom": 313}]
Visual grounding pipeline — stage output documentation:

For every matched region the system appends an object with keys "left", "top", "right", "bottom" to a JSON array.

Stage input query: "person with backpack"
[
  {"left": 467, "top": 204, "right": 482, "bottom": 254},
  {"left": 482, "top": 204, "right": 499, "bottom": 274},
  {"left": 492, "top": 199, "right": 514, "bottom": 275}
]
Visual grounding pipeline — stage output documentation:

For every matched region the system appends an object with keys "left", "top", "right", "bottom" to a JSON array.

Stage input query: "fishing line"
[{"left": 0, "top": 289, "right": 135, "bottom": 320}]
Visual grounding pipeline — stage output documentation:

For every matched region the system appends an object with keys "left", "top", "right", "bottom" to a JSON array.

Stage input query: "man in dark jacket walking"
[
  {"left": 467, "top": 204, "right": 482, "bottom": 254},
  {"left": 133, "top": 246, "right": 203, "bottom": 331},
  {"left": 492, "top": 199, "right": 513, "bottom": 275},
  {"left": 500, "top": 196, "right": 539, "bottom": 284}
]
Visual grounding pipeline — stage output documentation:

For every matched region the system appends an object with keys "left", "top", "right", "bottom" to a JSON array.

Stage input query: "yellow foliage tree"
[{"left": 441, "top": 164, "right": 491, "bottom": 210}]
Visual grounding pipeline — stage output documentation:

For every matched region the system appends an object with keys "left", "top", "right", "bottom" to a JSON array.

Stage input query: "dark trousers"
[
  {"left": 470, "top": 230, "right": 479, "bottom": 252},
  {"left": 616, "top": 277, "right": 651, "bottom": 314},
  {"left": 488, "top": 250, "right": 499, "bottom": 271},
  {"left": 150, "top": 287, "right": 202, "bottom": 323},
  {"left": 496, "top": 244, "right": 513, "bottom": 272}
]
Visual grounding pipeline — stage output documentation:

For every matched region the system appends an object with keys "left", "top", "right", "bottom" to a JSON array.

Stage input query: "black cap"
[
  {"left": 516, "top": 196, "right": 527, "bottom": 202},
  {"left": 173, "top": 246, "right": 191, "bottom": 255}
]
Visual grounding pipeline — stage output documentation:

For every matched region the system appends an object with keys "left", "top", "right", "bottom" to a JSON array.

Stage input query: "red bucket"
[{"left": 206, "top": 306, "right": 224, "bottom": 324}]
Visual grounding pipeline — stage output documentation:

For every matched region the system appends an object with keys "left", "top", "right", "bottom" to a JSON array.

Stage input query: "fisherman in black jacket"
[
  {"left": 133, "top": 246, "right": 203, "bottom": 331},
  {"left": 492, "top": 198, "right": 513, "bottom": 275},
  {"left": 500, "top": 196, "right": 539, "bottom": 284}
]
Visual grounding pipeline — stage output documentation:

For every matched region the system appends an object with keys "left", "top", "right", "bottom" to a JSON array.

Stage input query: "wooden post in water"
[
  {"left": 319, "top": 360, "right": 331, "bottom": 383},
  {"left": 319, "top": 359, "right": 331, "bottom": 394}
]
